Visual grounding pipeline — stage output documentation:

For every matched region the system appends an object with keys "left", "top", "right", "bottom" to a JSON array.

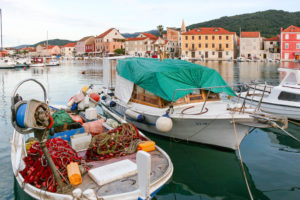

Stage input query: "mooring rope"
[
  {"left": 270, "top": 121, "right": 300, "bottom": 143},
  {"left": 232, "top": 114, "right": 254, "bottom": 200}
]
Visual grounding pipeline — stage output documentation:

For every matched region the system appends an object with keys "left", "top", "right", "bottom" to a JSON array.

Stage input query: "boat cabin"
[{"left": 130, "top": 84, "right": 220, "bottom": 108}]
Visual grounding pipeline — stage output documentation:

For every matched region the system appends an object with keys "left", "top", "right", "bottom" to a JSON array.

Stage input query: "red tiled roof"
[
  {"left": 46, "top": 45, "right": 56, "bottom": 49},
  {"left": 96, "top": 28, "right": 114, "bottom": 38},
  {"left": 241, "top": 32, "right": 260, "bottom": 38},
  {"left": 282, "top": 25, "right": 300, "bottom": 32},
  {"left": 263, "top": 36, "right": 280, "bottom": 41},
  {"left": 64, "top": 42, "right": 75, "bottom": 47},
  {"left": 141, "top": 33, "right": 157, "bottom": 40},
  {"left": 126, "top": 37, "right": 148, "bottom": 41},
  {"left": 182, "top": 27, "right": 235, "bottom": 35}
]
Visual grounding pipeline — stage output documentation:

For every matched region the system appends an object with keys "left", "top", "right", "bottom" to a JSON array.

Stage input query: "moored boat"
[
  {"left": 99, "top": 57, "right": 287, "bottom": 150},
  {"left": 235, "top": 68, "right": 300, "bottom": 121},
  {"left": 11, "top": 79, "right": 173, "bottom": 200}
]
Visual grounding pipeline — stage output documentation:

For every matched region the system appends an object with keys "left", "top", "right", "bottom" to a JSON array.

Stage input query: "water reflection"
[
  {"left": 0, "top": 60, "right": 300, "bottom": 199},
  {"left": 149, "top": 134, "right": 268, "bottom": 200}
]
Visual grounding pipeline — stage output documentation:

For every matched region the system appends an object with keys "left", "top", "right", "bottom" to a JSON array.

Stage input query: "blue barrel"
[{"left": 16, "top": 104, "right": 27, "bottom": 128}]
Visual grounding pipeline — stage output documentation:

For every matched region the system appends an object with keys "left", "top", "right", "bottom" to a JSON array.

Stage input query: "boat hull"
[
  {"left": 103, "top": 104, "right": 251, "bottom": 150},
  {"left": 235, "top": 95, "right": 300, "bottom": 121}
]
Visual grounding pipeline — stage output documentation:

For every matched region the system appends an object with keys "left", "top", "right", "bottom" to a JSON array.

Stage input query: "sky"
[{"left": 0, "top": 0, "right": 299, "bottom": 47}]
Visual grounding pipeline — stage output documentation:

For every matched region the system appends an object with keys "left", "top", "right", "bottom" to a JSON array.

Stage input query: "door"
[
  {"left": 191, "top": 51, "right": 195, "bottom": 58},
  {"left": 205, "top": 51, "right": 208, "bottom": 58},
  {"left": 285, "top": 53, "right": 289, "bottom": 60},
  {"left": 218, "top": 52, "right": 222, "bottom": 58}
]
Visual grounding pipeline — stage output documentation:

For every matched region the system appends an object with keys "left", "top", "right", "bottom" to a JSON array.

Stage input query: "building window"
[
  {"left": 205, "top": 36, "right": 208, "bottom": 40},
  {"left": 205, "top": 43, "right": 208, "bottom": 48},
  {"left": 297, "top": 43, "right": 300, "bottom": 49},
  {"left": 297, "top": 34, "right": 300, "bottom": 40},
  {"left": 192, "top": 44, "right": 195, "bottom": 49},
  {"left": 285, "top": 43, "right": 289, "bottom": 49},
  {"left": 219, "top": 36, "right": 222, "bottom": 40},
  {"left": 270, "top": 41, "right": 273, "bottom": 45},
  {"left": 198, "top": 43, "right": 201, "bottom": 48},
  {"left": 226, "top": 44, "right": 229, "bottom": 48},
  {"left": 285, "top": 34, "right": 289, "bottom": 39},
  {"left": 226, "top": 36, "right": 229, "bottom": 40},
  {"left": 198, "top": 36, "right": 201, "bottom": 40},
  {"left": 212, "top": 51, "right": 215, "bottom": 55},
  {"left": 192, "top": 36, "right": 194, "bottom": 40},
  {"left": 185, "top": 43, "right": 188, "bottom": 48},
  {"left": 226, "top": 51, "right": 229, "bottom": 56},
  {"left": 185, "top": 36, "right": 188, "bottom": 40},
  {"left": 212, "top": 36, "right": 215, "bottom": 40},
  {"left": 212, "top": 43, "right": 215, "bottom": 48}
]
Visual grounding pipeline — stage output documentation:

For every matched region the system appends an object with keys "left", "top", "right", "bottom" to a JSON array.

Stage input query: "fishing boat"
[
  {"left": 99, "top": 57, "right": 287, "bottom": 150},
  {"left": 234, "top": 68, "right": 300, "bottom": 121},
  {"left": 11, "top": 79, "right": 173, "bottom": 200}
]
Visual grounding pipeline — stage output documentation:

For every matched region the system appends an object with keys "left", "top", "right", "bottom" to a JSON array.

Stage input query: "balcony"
[
  {"left": 216, "top": 48, "right": 224, "bottom": 51},
  {"left": 189, "top": 47, "right": 196, "bottom": 51}
]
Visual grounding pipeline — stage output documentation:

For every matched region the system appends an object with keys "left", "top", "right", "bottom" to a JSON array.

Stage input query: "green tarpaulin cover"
[{"left": 116, "top": 58, "right": 236, "bottom": 101}]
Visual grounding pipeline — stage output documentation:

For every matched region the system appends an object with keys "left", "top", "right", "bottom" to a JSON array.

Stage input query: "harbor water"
[{"left": 1, "top": 60, "right": 300, "bottom": 200}]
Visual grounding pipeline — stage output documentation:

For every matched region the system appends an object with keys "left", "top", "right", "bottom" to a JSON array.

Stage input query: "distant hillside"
[
  {"left": 187, "top": 10, "right": 300, "bottom": 38},
  {"left": 33, "top": 39, "right": 75, "bottom": 47},
  {"left": 122, "top": 30, "right": 159, "bottom": 38},
  {"left": 14, "top": 45, "right": 31, "bottom": 49}
]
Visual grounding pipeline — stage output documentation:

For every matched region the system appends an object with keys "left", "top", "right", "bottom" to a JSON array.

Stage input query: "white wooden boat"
[
  {"left": 99, "top": 57, "right": 287, "bottom": 150},
  {"left": 235, "top": 68, "right": 300, "bottom": 121},
  {"left": 11, "top": 79, "right": 173, "bottom": 200}
]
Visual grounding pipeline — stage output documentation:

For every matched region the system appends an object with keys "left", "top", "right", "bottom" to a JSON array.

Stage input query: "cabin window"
[{"left": 278, "top": 92, "right": 300, "bottom": 102}]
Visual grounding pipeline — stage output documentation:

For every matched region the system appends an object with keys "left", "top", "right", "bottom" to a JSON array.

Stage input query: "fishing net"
[
  {"left": 20, "top": 138, "right": 82, "bottom": 193},
  {"left": 86, "top": 123, "right": 145, "bottom": 161}
]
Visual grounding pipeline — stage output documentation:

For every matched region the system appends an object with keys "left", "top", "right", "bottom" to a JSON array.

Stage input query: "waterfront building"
[
  {"left": 34, "top": 44, "right": 60, "bottom": 56},
  {"left": 61, "top": 42, "right": 75, "bottom": 58},
  {"left": 85, "top": 37, "right": 95, "bottom": 56},
  {"left": 165, "top": 28, "right": 181, "bottom": 58},
  {"left": 95, "top": 28, "right": 125, "bottom": 56},
  {"left": 125, "top": 33, "right": 157, "bottom": 57},
  {"left": 262, "top": 36, "right": 280, "bottom": 60},
  {"left": 240, "top": 32, "right": 263, "bottom": 59},
  {"left": 181, "top": 27, "right": 237, "bottom": 60},
  {"left": 75, "top": 36, "right": 94, "bottom": 56},
  {"left": 43, "top": 45, "right": 61, "bottom": 56},
  {"left": 125, "top": 37, "right": 152, "bottom": 57},
  {"left": 4, "top": 47, "right": 16, "bottom": 55},
  {"left": 280, "top": 25, "right": 300, "bottom": 61}
]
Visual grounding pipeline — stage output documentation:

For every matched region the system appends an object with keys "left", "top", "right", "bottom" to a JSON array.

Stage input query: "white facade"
[
  {"left": 61, "top": 46, "right": 75, "bottom": 58},
  {"left": 240, "top": 36, "right": 263, "bottom": 59}
]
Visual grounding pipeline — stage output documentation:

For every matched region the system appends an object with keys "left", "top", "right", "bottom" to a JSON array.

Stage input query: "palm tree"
[{"left": 157, "top": 25, "right": 164, "bottom": 37}]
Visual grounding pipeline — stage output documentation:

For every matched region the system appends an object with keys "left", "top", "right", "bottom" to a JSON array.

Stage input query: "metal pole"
[{"left": 0, "top": 9, "right": 3, "bottom": 52}]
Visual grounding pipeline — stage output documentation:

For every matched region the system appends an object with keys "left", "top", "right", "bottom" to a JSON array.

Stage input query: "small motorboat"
[
  {"left": 30, "top": 63, "right": 45, "bottom": 67},
  {"left": 237, "top": 57, "right": 245, "bottom": 62},
  {"left": 45, "top": 59, "right": 60, "bottom": 66},
  {"left": 11, "top": 79, "right": 173, "bottom": 200},
  {"left": 235, "top": 68, "right": 300, "bottom": 121},
  {"left": 99, "top": 57, "right": 287, "bottom": 150}
]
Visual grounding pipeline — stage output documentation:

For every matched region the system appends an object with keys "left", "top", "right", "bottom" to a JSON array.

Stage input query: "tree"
[
  {"left": 114, "top": 48, "right": 125, "bottom": 55},
  {"left": 157, "top": 25, "right": 164, "bottom": 37}
]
